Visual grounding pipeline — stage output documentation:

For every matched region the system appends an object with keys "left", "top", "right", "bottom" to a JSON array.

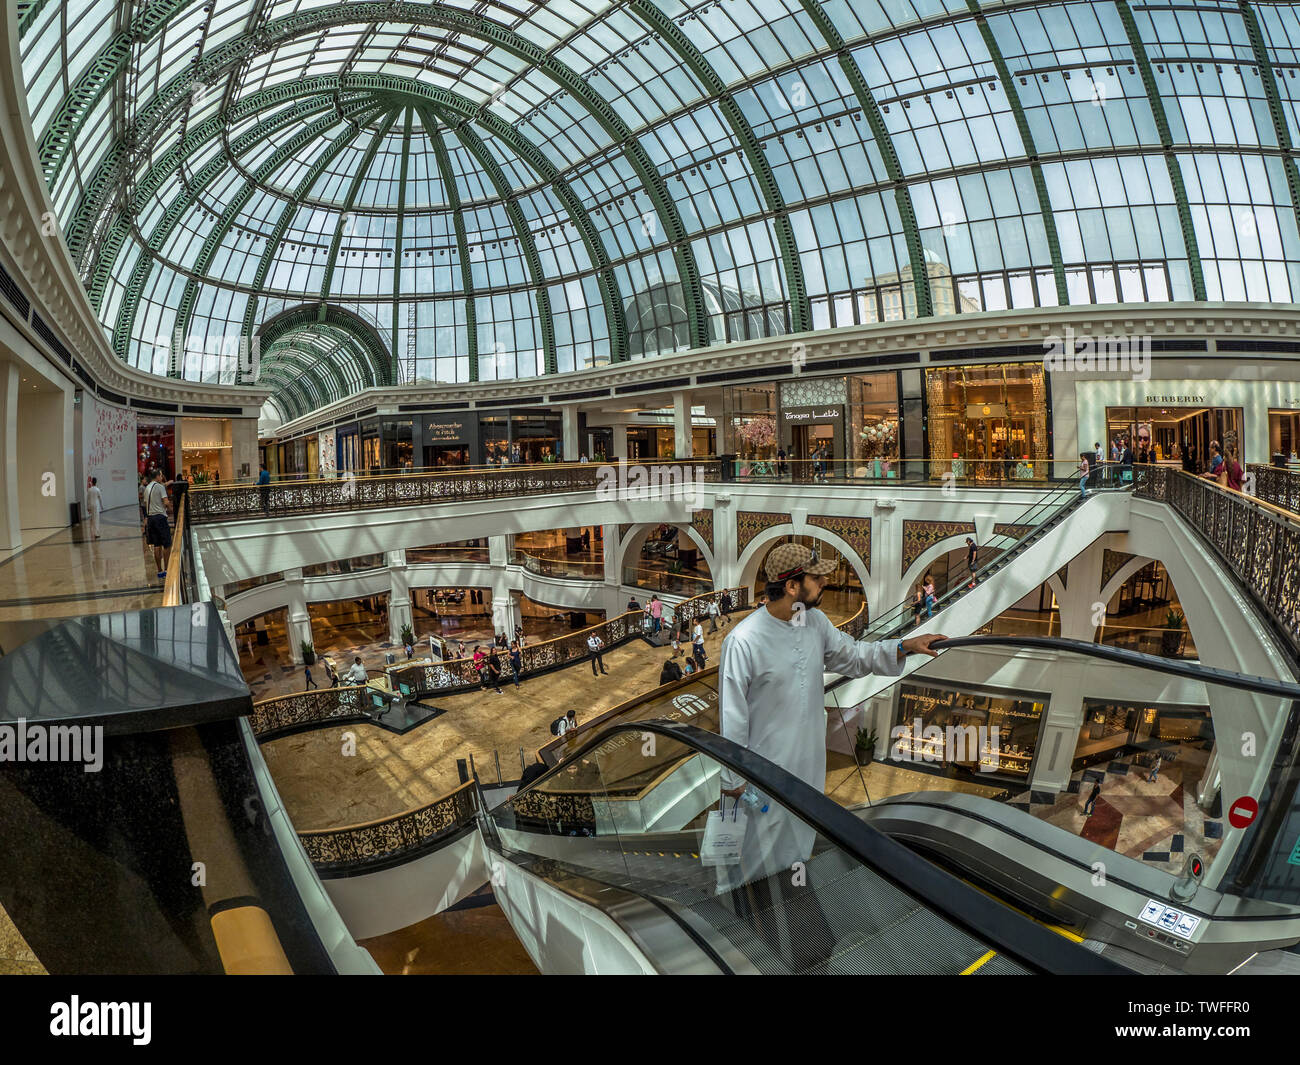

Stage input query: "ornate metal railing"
[
  {"left": 1248, "top": 464, "right": 1300, "bottom": 516},
  {"left": 670, "top": 586, "right": 749, "bottom": 628},
  {"left": 1137, "top": 467, "right": 1300, "bottom": 659},
  {"left": 297, "top": 780, "right": 479, "bottom": 877},
  {"left": 248, "top": 685, "right": 371, "bottom": 740},
  {"left": 188, "top": 460, "right": 722, "bottom": 523}
]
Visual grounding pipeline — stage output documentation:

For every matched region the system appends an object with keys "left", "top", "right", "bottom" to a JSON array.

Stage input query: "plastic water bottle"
[{"left": 740, "top": 786, "right": 768, "bottom": 814}]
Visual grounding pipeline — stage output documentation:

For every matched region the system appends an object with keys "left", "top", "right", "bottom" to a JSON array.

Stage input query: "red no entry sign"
[{"left": 1228, "top": 796, "right": 1258, "bottom": 829}]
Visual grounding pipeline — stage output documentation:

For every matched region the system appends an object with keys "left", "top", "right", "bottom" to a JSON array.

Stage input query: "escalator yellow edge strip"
[
  {"left": 965, "top": 880, "right": 1085, "bottom": 942},
  {"left": 961, "top": 950, "right": 996, "bottom": 975}
]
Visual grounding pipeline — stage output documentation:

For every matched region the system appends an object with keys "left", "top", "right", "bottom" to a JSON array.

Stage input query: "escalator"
[
  {"left": 492, "top": 633, "right": 1300, "bottom": 975},
  {"left": 480, "top": 720, "right": 1124, "bottom": 974}
]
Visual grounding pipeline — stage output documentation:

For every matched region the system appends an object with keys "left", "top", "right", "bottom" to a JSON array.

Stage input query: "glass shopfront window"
[
  {"left": 137, "top": 417, "right": 175, "bottom": 479},
  {"left": 723, "top": 383, "right": 778, "bottom": 468},
  {"left": 382, "top": 419, "right": 414, "bottom": 471},
  {"left": 1269, "top": 410, "right": 1300, "bottom": 463},
  {"left": 512, "top": 413, "right": 562, "bottom": 462},
  {"left": 925, "top": 363, "right": 1049, "bottom": 480},
  {"left": 1105, "top": 405, "right": 1242, "bottom": 472},
  {"left": 894, "top": 680, "right": 1045, "bottom": 780},
  {"left": 847, "top": 372, "right": 901, "bottom": 475}
]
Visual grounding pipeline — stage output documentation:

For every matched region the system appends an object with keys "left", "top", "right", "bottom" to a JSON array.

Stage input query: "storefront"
[
  {"left": 381, "top": 419, "right": 414, "bottom": 470},
  {"left": 1104, "top": 400, "right": 1241, "bottom": 470},
  {"left": 179, "top": 418, "right": 233, "bottom": 485},
  {"left": 893, "top": 679, "right": 1046, "bottom": 781},
  {"left": 136, "top": 416, "right": 175, "bottom": 479},
  {"left": 317, "top": 429, "right": 337, "bottom": 476},
  {"left": 1073, "top": 698, "right": 1213, "bottom": 770},
  {"left": 422, "top": 414, "right": 477, "bottom": 468},
  {"left": 336, "top": 425, "right": 359, "bottom": 473},
  {"left": 723, "top": 371, "right": 901, "bottom": 476},
  {"left": 476, "top": 410, "right": 563, "bottom": 463},
  {"left": 1073, "top": 377, "right": 1300, "bottom": 468},
  {"left": 924, "top": 362, "right": 1049, "bottom": 479},
  {"left": 277, "top": 435, "right": 309, "bottom": 477}
]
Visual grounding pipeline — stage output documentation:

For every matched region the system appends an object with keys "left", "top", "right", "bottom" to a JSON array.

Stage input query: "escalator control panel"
[{"left": 1135, "top": 897, "right": 1200, "bottom": 955}]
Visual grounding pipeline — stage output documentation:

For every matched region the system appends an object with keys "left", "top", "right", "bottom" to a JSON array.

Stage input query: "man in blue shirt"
[{"left": 258, "top": 465, "right": 271, "bottom": 514}]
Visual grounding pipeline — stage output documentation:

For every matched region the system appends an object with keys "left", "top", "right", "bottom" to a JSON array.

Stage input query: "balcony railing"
[
  {"left": 1136, "top": 466, "right": 1300, "bottom": 659},
  {"left": 1247, "top": 464, "right": 1300, "bottom": 516},
  {"left": 297, "top": 780, "right": 478, "bottom": 877},
  {"left": 246, "top": 585, "right": 751, "bottom": 739}
]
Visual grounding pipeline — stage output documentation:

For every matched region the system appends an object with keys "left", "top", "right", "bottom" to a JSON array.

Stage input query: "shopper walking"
[
  {"left": 692, "top": 620, "right": 706, "bottom": 664},
  {"left": 707, "top": 597, "right": 722, "bottom": 633},
  {"left": 345, "top": 656, "right": 368, "bottom": 685},
  {"left": 258, "top": 464, "right": 271, "bottom": 515},
  {"left": 1148, "top": 753, "right": 1162, "bottom": 783},
  {"left": 649, "top": 594, "right": 663, "bottom": 634},
  {"left": 1084, "top": 780, "right": 1101, "bottom": 816},
  {"left": 923, "top": 574, "right": 937, "bottom": 618},
  {"left": 509, "top": 641, "right": 523, "bottom": 688},
  {"left": 144, "top": 468, "right": 173, "bottom": 578},
  {"left": 86, "top": 476, "right": 104, "bottom": 540},
  {"left": 304, "top": 662, "right": 318, "bottom": 690},
  {"left": 588, "top": 632, "right": 608, "bottom": 676},
  {"left": 965, "top": 536, "right": 978, "bottom": 576},
  {"left": 1076, "top": 453, "right": 1091, "bottom": 500}
]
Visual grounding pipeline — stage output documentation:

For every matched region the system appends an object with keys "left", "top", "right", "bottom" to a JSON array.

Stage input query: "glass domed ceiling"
[{"left": 19, "top": 0, "right": 1300, "bottom": 420}]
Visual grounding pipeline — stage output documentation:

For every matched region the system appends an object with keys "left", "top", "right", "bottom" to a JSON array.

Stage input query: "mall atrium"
[{"left": 1, "top": 0, "right": 1300, "bottom": 985}]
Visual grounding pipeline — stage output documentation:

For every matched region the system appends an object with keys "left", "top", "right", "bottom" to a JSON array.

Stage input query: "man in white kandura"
[{"left": 716, "top": 542, "right": 945, "bottom": 969}]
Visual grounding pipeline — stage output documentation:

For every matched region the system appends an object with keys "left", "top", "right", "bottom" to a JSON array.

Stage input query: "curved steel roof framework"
[{"left": 20, "top": 0, "right": 1300, "bottom": 418}]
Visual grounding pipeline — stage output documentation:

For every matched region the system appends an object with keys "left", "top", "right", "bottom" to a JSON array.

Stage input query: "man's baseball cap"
[{"left": 764, "top": 543, "right": 836, "bottom": 582}]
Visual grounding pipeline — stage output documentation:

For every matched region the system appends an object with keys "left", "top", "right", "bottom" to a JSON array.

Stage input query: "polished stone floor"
[
  {"left": 358, "top": 893, "right": 538, "bottom": 975},
  {"left": 1009, "top": 745, "right": 1223, "bottom": 873},
  {"left": 260, "top": 614, "right": 748, "bottom": 830},
  {"left": 0, "top": 506, "right": 162, "bottom": 634},
  {"left": 0, "top": 901, "right": 45, "bottom": 976}
]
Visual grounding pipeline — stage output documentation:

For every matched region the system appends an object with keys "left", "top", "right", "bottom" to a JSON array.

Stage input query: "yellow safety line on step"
[{"left": 961, "top": 950, "right": 996, "bottom": 975}]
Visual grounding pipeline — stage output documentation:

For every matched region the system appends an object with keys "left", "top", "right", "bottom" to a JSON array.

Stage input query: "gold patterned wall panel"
[
  {"left": 993, "top": 522, "right": 1033, "bottom": 540},
  {"left": 901, "top": 519, "right": 975, "bottom": 576},
  {"left": 691, "top": 508, "right": 714, "bottom": 552},
  {"left": 737, "top": 510, "right": 792, "bottom": 553},
  {"left": 1101, "top": 549, "right": 1139, "bottom": 589},
  {"left": 807, "top": 515, "right": 871, "bottom": 574}
]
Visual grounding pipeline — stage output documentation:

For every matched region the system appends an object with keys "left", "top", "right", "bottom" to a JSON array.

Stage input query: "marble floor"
[
  {"left": 1008, "top": 744, "right": 1223, "bottom": 873},
  {"left": 358, "top": 893, "right": 538, "bottom": 975},
  {"left": 259, "top": 612, "right": 752, "bottom": 829},
  {"left": 826, "top": 752, "right": 1009, "bottom": 807},
  {"left": 0, "top": 506, "right": 163, "bottom": 637}
]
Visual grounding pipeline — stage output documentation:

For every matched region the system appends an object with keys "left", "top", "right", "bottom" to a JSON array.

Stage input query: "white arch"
[
  {"left": 616, "top": 521, "right": 717, "bottom": 587},
  {"left": 734, "top": 524, "right": 870, "bottom": 611}
]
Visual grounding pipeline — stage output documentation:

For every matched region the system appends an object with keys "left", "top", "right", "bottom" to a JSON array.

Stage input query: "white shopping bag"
[{"left": 700, "top": 800, "right": 748, "bottom": 868}]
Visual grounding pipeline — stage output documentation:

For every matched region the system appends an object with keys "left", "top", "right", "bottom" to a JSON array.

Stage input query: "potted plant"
[
  {"left": 855, "top": 726, "right": 878, "bottom": 767},
  {"left": 1160, "top": 609, "right": 1186, "bottom": 657},
  {"left": 300, "top": 640, "right": 316, "bottom": 666},
  {"left": 400, "top": 623, "right": 415, "bottom": 647}
]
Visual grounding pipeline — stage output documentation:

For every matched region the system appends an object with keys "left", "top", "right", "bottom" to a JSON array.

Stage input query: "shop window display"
[
  {"left": 925, "top": 363, "right": 1048, "bottom": 481},
  {"left": 894, "top": 681, "right": 1045, "bottom": 780}
]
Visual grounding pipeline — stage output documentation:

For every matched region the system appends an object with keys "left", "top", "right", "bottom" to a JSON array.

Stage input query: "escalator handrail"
[
  {"left": 826, "top": 634, "right": 1300, "bottom": 698},
  {"left": 498, "top": 719, "right": 1127, "bottom": 974},
  {"left": 926, "top": 635, "right": 1300, "bottom": 698}
]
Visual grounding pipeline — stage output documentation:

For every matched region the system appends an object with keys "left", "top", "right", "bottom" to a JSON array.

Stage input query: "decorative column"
[
  {"left": 672, "top": 391, "right": 692, "bottom": 459},
  {"left": 1055, "top": 542, "right": 1106, "bottom": 641},
  {"left": 1196, "top": 744, "right": 1221, "bottom": 810},
  {"left": 612, "top": 423, "right": 629, "bottom": 460},
  {"left": 1029, "top": 657, "right": 1087, "bottom": 792},
  {"left": 603, "top": 522, "right": 624, "bottom": 615},
  {"left": 282, "top": 567, "right": 314, "bottom": 665},
  {"left": 0, "top": 363, "right": 20, "bottom": 551},
  {"left": 561, "top": 406, "right": 580, "bottom": 462},
  {"left": 488, "top": 535, "right": 516, "bottom": 636},
  {"left": 388, "top": 548, "right": 412, "bottom": 645}
]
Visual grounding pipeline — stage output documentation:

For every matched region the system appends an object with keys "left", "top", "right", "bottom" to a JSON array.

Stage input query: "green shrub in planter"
[
  {"left": 300, "top": 641, "right": 316, "bottom": 665},
  {"left": 855, "top": 726, "right": 878, "bottom": 766}
]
